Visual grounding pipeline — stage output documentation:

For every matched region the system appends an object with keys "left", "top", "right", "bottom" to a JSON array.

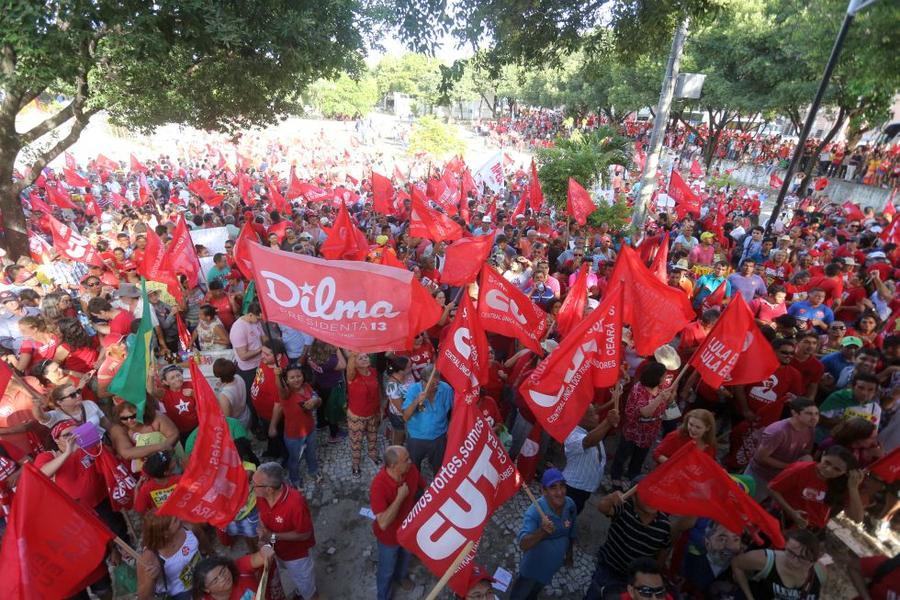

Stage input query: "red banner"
[
  {"left": 436, "top": 293, "right": 489, "bottom": 403},
  {"left": 157, "top": 361, "right": 249, "bottom": 528},
  {"left": 566, "top": 178, "right": 594, "bottom": 226},
  {"left": 320, "top": 202, "right": 369, "bottom": 261},
  {"left": 442, "top": 236, "right": 493, "bottom": 286},
  {"left": 188, "top": 179, "right": 225, "bottom": 207},
  {"left": 397, "top": 402, "right": 519, "bottom": 595},
  {"left": 869, "top": 446, "right": 900, "bottom": 484},
  {"left": 44, "top": 215, "right": 103, "bottom": 266},
  {"left": 371, "top": 171, "right": 395, "bottom": 216},
  {"left": 247, "top": 242, "right": 442, "bottom": 352},
  {"left": 166, "top": 216, "right": 202, "bottom": 291},
  {"left": 410, "top": 193, "right": 463, "bottom": 241},
  {"left": 668, "top": 171, "right": 700, "bottom": 217},
  {"left": 477, "top": 265, "right": 548, "bottom": 355},
  {"left": 519, "top": 286, "right": 622, "bottom": 442},
  {"left": 555, "top": 263, "right": 589, "bottom": 338}
]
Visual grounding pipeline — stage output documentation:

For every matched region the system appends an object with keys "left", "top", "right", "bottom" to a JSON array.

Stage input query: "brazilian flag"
[{"left": 108, "top": 278, "right": 154, "bottom": 422}]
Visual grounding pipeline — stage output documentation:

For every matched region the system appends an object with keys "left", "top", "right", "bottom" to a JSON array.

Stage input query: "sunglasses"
[
  {"left": 60, "top": 390, "right": 81, "bottom": 401},
  {"left": 830, "top": 325, "right": 846, "bottom": 330},
  {"left": 634, "top": 586, "right": 667, "bottom": 599},
  {"left": 120, "top": 414, "right": 136, "bottom": 421},
  {"left": 86, "top": 281, "right": 100, "bottom": 288}
]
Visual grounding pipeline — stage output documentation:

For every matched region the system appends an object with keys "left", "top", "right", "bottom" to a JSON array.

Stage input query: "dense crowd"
[{"left": 0, "top": 122, "right": 898, "bottom": 600}]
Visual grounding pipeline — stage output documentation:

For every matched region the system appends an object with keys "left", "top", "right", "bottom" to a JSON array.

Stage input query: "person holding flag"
[
  {"left": 401, "top": 364, "right": 454, "bottom": 474},
  {"left": 692, "top": 261, "right": 732, "bottom": 310}
]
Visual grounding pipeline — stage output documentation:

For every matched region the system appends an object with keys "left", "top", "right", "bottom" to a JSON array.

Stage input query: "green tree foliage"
[
  {"left": 407, "top": 115, "right": 466, "bottom": 159},
  {"left": 374, "top": 53, "right": 444, "bottom": 110},
  {"left": 309, "top": 74, "right": 379, "bottom": 118},
  {"left": 0, "top": 0, "right": 375, "bottom": 257},
  {"left": 535, "top": 127, "right": 629, "bottom": 225}
]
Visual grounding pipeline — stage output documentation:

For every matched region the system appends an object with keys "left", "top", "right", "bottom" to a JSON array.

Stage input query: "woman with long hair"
[
  {"left": 732, "top": 529, "right": 826, "bottom": 600},
  {"left": 652, "top": 408, "right": 717, "bottom": 463},
  {"left": 345, "top": 351, "right": 381, "bottom": 477},
  {"left": 383, "top": 355, "right": 413, "bottom": 445},
  {"left": 268, "top": 364, "right": 321, "bottom": 487},
  {"left": 137, "top": 512, "right": 211, "bottom": 600},
  {"left": 53, "top": 317, "right": 100, "bottom": 375},
  {"left": 213, "top": 358, "right": 250, "bottom": 427},
  {"left": 10, "top": 316, "right": 60, "bottom": 374},
  {"left": 108, "top": 401, "right": 179, "bottom": 473},
  {"left": 191, "top": 545, "right": 281, "bottom": 600},
  {"left": 819, "top": 416, "right": 883, "bottom": 468},
  {"left": 307, "top": 339, "right": 346, "bottom": 443}
]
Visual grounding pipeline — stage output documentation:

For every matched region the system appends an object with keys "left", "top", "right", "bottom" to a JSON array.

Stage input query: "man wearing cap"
[
  {"left": 0, "top": 291, "right": 40, "bottom": 353},
  {"left": 455, "top": 564, "right": 496, "bottom": 600},
  {"left": 688, "top": 232, "right": 716, "bottom": 266},
  {"left": 473, "top": 215, "right": 493, "bottom": 237},
  {"left": 667, "top": 260, "right": 693, "bottom": 296},
  {"left": 509, "top": 468, "right": 576, "bottom": 600},
  {"left": 820, "top": 335, "right": 863, "bottom": 381}
]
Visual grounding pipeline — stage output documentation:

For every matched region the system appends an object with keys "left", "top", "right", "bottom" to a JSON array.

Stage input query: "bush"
[{"left": 407, "top": 115, "right": 466, "bottom": 159}]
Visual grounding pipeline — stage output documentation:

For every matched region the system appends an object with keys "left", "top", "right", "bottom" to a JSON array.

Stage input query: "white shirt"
[{"left": 562, "top": 426, "right": 606, "bottom": 493}]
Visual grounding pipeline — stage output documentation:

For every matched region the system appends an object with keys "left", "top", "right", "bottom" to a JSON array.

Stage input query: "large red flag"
[
  {"left": 425, "top": 176, "right": 459, "bottom": 216},
  {"left": 188, "top": 179, "right": 225, "bottom": 207},
  {"left": 442, "top": 235, "right": 493, "bottom": 286},
  {"left": 478, "top": 265, "right": 548, "bottom": 355},
  {"left": 519, "top": 286, "right": 623, "bottom": 442},
  {"left": 83, "top": 194, "right": 102, "bottom": 218},
  {"left": 46, "top": 183, "right": 78, "bottom": 210},
  {"left": 814, "top": 176, "right": 829, "bottom": 191},
  {"left": 769, "top": 172, "right": 784, "bottom": 189},
  {"left": 637, "top": 443, "right": 785, "bottom": 547},
  {"left": 555, "top": 263, "right": 590, "bottom": 338},
  {"left": 528, "top": 160, "right": 544, "bottom": 211},
  {"left": 286, "top": 166, "right": 303, "bottom": 200},
  {"left": 649, "top": 232, "right": 669, "bottom": 283},
  {"left": 668, "top": 171, "right": 700, "bottom": 217},
  {"left": 247, "top": 242, "right": 442, "bottom": 352},
  {"left": 320, "top": 203, "right": 369, "bottom": 261},
  {"left": 233, "top": 221, "right": 259, "bottom": 279},
  {"left": 436, "top": 293, "right": 489, "bottom": 403},
  {"left": 44, "top": 214, "right": 103, "bottom": 266},
  {"left": 701, "top": 279, "right": 728, "bottom": 312},
  {"left": 842, "top": 201, "right": 865, "bottom": 222},
  {"left": 567, "top": 178, "right": 594, "bottom": 226},
  {"left": 29, "top": 232, "right": 54, "bottom": 265},
  {"left": 510, "top": 192, "right": 527, "bottom": 220},
  {"left": 95, "top": 153, "right": 118, "bottom": 171},
  {"left": 371, "top": 171, "right": 395, "bottom": 216},
  {"left": 0, "top": 463, "right": 115, "bottom": 598},
  {"left": 64, "top": 152, "right": 77, "bottom": 170},
  {"left": 410, "top": 193, "right": 463, "bottom": 241},
  {"left": 157, "top": 360, "right": 249, "bottom": 528},
  {"left": 869, "top": 446, "right": 900, "bottom": 484},
  {"left": 130, "top": 153, "right": 148, "bottom": 174},
  {"left": 397, "top": 402, "right": 519, "bottom": 596},
  {"left": 165, "top": 216, "right": 202, "bottom": 290},
  {"left": 688, "top": 294, "right": 779, "bottom": 388},
  {"left": 139, "top": 228, "right": 182, "bottom": 301},
  {"left": 63, "top": 167, "right": 90, "bottom": 188},
  {"left": 267, "top": 181, "right": 290, "bottom": 214},
  {"left": 605, "top": 246, "right": 695, "bottom": 355}
]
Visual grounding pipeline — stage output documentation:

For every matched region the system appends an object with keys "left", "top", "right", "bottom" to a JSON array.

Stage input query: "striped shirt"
[
  {"left": 597, "top": 498, "right": 670, "bottom": 577},
  {"left": 563, "top": 426, "right": 606, "bottom": 493}
]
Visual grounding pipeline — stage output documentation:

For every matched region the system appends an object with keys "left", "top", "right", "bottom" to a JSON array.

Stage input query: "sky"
[{"left": 365, "top": 30, "right": 475, "bottom": 67}]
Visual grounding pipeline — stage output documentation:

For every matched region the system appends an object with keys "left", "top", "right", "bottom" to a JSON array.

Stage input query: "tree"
[
  {"left": 374, "top": 53, "right": 444, "bottom": 112},
  {"left": 407, "top": 115, "right": 466, "bottom": 159},
  {"left": 308, "top": 74, "right": 379, "bottom": 119},
  {"left": 535, "top": 126, "right": 629, "bottom": 225},
  {"left": 0, "top": 0, "right": 371, "bottom": 258}
]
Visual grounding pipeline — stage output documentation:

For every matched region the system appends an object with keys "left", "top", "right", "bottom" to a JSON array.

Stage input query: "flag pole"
[
  {"left": 520, "top": 483, "right": 547, "bottom": 520},
  {"left": 423, "top": 539, "right": 476, "bottom": 600},
  {"left": 113, "top": 536, "right": 142, "bottom": 561},
  {"left": 255, "top": 558, "right": 270, "bottom": 599}
]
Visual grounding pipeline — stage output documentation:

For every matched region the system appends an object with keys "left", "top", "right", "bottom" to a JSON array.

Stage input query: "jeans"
[
  {"left": 284, "top": 431, "right": 318, "bottom": 486},
  {"left": 609, "top": 438, "right": 651, "bottom": 481},
  {"left": 508, "top": 576, "right": 545, "bottom": 600},
  {"left": 376, "top": 542, "right": 411, "bottom": 600},
  {"left": 406, "top": 434, "right": 446, "bottom": 474}
]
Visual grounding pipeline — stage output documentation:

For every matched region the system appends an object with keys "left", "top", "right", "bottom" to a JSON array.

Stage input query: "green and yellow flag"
[{"left": 108, "top": 279, "right": 155, "bottom": 422}]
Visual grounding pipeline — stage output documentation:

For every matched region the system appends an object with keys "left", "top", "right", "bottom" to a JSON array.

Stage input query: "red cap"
[{"left": 464, "top": 564, "right": 495, "bottom": 593}]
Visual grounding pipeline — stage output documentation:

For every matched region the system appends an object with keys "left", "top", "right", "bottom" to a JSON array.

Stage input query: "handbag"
[{"left": 95, "top": 446, "right": 138, "bottom": 511}]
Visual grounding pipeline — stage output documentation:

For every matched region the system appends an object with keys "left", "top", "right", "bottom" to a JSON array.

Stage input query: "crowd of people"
[{"left": 0, "top": 118, "right": 897, "bottom": 600}]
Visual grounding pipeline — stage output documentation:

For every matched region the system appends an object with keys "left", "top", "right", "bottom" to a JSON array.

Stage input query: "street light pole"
[{"left": 765, "top": 0, "right": 879, "bottom": 232}]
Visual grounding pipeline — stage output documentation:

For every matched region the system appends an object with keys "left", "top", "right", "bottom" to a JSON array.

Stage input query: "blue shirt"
[
  {"left": 821, "top": 350, "right": 853, "bottom": 381},
  {"left": 693, "top": 275, "right": 731, "bottom": 308},
  {"left": 787, "top": 301, "right": 834, "bottom": 331},
  {"left": 517, "top": 496, "right": 577, "bottom": 584},
  {"left": 402, "top": 381, "right": 454, "bottom": 440},
  {"left": 727, "top": 273, "right": 767, "bottom": 303}
]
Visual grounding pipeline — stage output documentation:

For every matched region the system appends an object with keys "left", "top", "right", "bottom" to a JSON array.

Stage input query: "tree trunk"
[{"left": 797, "top": 109, "right": 849, "bottom": 195}]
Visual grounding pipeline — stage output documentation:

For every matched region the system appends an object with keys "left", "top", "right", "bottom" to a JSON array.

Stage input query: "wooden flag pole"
[
  {"left": 255, "top": 558, "right": 271, "bottom": 599},
  {"left": 424, "top": 539, "right": 476, "bottom": 600},
  {"left": 113, "top": 536, "right": 142, "bottom": 561},
  {"left": 521, "top": 483, "right": 547, "bottom": 520}
]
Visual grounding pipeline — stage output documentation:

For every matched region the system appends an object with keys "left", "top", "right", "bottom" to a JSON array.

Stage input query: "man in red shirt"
[
  {"left": 370, "top": 445, "right": 426, "bottom": 600},
  {"left": 254, "top": 462, "right": 318, "bottom": 600},
  {"left": 154, "top": 365, "right": 199, "bottom": 439},
  {"left": 790, "top": 332, "right": 825, "bottom": 399},
  {"left": 807, "top": 262, "right": 844, "bottom": 307},
  {"left": 733, "top": 338, "right": 804, "bottom": 425}
]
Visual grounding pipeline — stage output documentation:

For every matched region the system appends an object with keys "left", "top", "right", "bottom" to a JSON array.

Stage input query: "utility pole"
[
  {"left": 765, "top": 0, "right": 880, "bottom": 232},
  {"left": 633, "top": 16, "right": 690, "bottom": 232}
]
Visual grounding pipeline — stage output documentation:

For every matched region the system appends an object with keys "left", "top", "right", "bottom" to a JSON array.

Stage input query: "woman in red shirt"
[
  {"left": 53, "top": 317, "right": 100, "bottom": 375},
  {"left": 768, "top": 445, "right": 865, "bottom": 530},
  {"left": 192, "top": 546, "right": 285, "bottom": 600},
  {"left": 653, "top": 408, "right": 717, "bottom": 463},
  {"left": 346, "top": 352, "right": 380, "bottom": 477},
  {"left": 12, "top": 316, "right": 60, "bottom": 373},
  {"left": 203, "top": 280, "right": 238, "bottom": 331},
  {"left": 610, "top": 363, "right": 669, "bottom": 488},
  {"left": 269, "top": 365, "right": 321, "bottom": 488}
]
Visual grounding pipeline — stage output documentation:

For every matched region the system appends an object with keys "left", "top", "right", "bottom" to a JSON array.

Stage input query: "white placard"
[{"left": 189, "top": 226, "right": 229, "bottom": 255}]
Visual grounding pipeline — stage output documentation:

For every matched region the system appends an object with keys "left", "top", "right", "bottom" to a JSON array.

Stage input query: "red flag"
[
  {"left": 397, "top": 402, "right": 519, "bottom": 595},
  {"left": 436, "top": 293, "right": 489, "bottom": 403},
  {"left": 27, "top": 192, "right": 54, "bottom": 215},
  {"left": 477, "top": 265, "right": 549, "bottom": 355},
  {"left": 769, "top": 172, "right": 784, "bottom": 189},
  {"left": 267, "top": 181, "right": 290, "bottom": 214},
  {"left": 139, "top": 229, "right": 183, "bottom": 301},
  {"left": 442, "top": 236, "right": 494, "bottom": 286},
  {"left": 814, "top": 177, "right": 829, "bottom": 191},
  {"left": 637, "top": 443, "right": 785, "bottom": 547},
  {"left": 95, "top": 153, "right": 118, "bottom": 171},
  {"left": 247, "top": 242, "right": 442, "bottom": 352},
  {"left": 158, "top": 360, "right": 249, "bottom": 527},
  {"left": 884, "top": 195, "right": 896, "bottom": 221},
  {"left": 165, "top": 216, "right": 202, "bottom": 291},
  {"left": 188, "top": 179, "right": 225, "bottom": 207},
  {"left": 649, "top": 232, "right": 669, "bottom": 283},
  {"left": 842, "top": 201, "right": 865, "bottom": 222},
  {"left": 606, "top": 246, "right": 695, "bottom": 355},
  {"left": 515, "top": 421, "right": 543, "bottom": 483},
  {"left": 869, "top": 446, "right": 900, "bottom": 484},
  {"left": 63, "top": 167, "right": 90, "bottom": 188},
  {"left": 217, "top": 151, "right": 227, "bottom": 170},
  {"left": 320, "top": 203, "right": 369, "bottom": 261},
  {"left": 295, "top": 181, "right": 330, "bottom": 203},
  {"left": 44, "top": 214, "right": 103, "bottom": 266},
  {"left": 176, "top": 313, "right": 193, "bottom": 353},
  {"left": 668, "top": 171, "right": 700, "bottom": 217},
  {"left": 519, "top": 286, "right": 623, "bottom": 442},
  {"left": 64, "top": 152, "right": 77, "bottom": 170},
  {"left": 462, "top": 168, "right": 480, "bottom": 200},
  {"left": 130, "top": 154, "right": 148, "bottom": 174},
  {"left": 393, "top": 164, "right": 407, "bottom": 183},
  {"left": 233, "top": 222, "right": 259, "bottom": 279},
  {"left": 555, "top": 263, "right": 590, "bottom": 338},
  {"left": 235, "top": 151, "right": 251, "bottom": 171},
  {"left": 137, "top": 173, "right": 152, "bottom": 206},
  {"left": 109, "top": 190, "right": 128, "bottom": 209},
  {"left": 528, "top": 160, "right": 544, "bottom": 211},
  {"left": 444, "top": 155, "right": 465, "bottom": 176},
  {"left": 28, "top": 232, "right": 54, "bottom": 264},
  {"left": 0, "top": 463, "right": 115, "bottom": 598},
  {"left": 701, "top": 279, "right": 728, "bottom": 312},
  {"left": 688, "top": 294, "right": 779, "bottom": 388},
  {"left": 566, "top": 178, "right": 594, "bottom": 226},
  {"left": 689, "top": 160, "right": 703, "bottom": 179},
  {"left": 410, "top": 193, "right": 463, "bottom": 242},
  {"left": 634, "top": 141, "right": 646, "bottom": 172},
  {"left": 237, "top": 172, "right": 254, "bottom": 203},
  {"left": 371, "top": 171, "right": 395, "bottom": 216},
  {"left": 46, "top": 183, "right": 78, "bottom": 210},
  {"left": 426, "top": 176, "right": 458, "bottom": 216},
  {"left": 83, "top": 194, "right": 102, "bottom": 218},
  {"left": 286, "top": 166, "right": 304, "bottom": 200}
]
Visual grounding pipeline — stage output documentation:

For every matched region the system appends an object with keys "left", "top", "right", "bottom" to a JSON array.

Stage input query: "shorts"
[
  {"left": 387, "top": 412, "right": 405, "bottom": 431},
  {"left": 225, "top": 506, "right": 259, "bottom": 538},
  {"left": 280, "top": 555, "right": 317, "bottom": 599}
]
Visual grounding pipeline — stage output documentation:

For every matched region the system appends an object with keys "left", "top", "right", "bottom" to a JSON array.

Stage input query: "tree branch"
[
  {"left": 15, "top": 107, "right": 99, "bottom": 194},
  {"left": 18, "top": 103, "right": 77, "bottom": 145}
]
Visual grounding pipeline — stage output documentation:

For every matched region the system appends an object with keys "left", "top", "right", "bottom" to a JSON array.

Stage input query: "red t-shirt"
[
  {"left": 807, "top": 275, "right": 843, "bottom": 307},
  {"left": 652, "top": 431, "right": 716, "bottom": 463},
  {"left": 251, "top": 362, "right": 284, "bottom": 422},
  {"left": 743, "top": 364, "right": 804, "bottom": 425},
  {"left": 102, "top": 309, "right": 134, "bottom": 346},
  {"left": 20, "top": 335, "right": 60, "bottom": 364},
  {"left": 834, "top": 286, "right": 867, "bottom": 322},
  {"left": 768, "top": 460, "right": 830, "bottom": 529},
  {"left": 369, "top": 465, "right": 425, "bottom": 545},
  {"left": 160, "top": 385, "right": 199, "bottom": 433},
  {"left": 279, "top": 386, "right": 315, "bottom": 439},
  {"left": 750, "top": 298, "right": 787, "bottom": 324},
  {"left": 205, "top": 293, "right": 235, "bottom": 331},
  {"left": 858, "top": 555, "right": 900, "bottom": 600},
  {"left": 347, "top": 371, "right": 379, "bottom": 418},
  {"left": 133, "top": 474, "right": 180, "bottom": 513},
  {"left": 256, "top": 486, "right": 315, "bottom": 560},
  {"left": 33, "top": 449, "right": 107, "bottom": 508},
  {"left": 60, "top": 342, "right": 100, "bottom": 374},
  {"left": 789, "top": 355, "right": 825, "bottom": 394},
  {"left": 478, "top": 396, "right": 502, "bottom": 428},
  {"left": 399, "top": 343, "right": 435, "bottom": 381}
]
